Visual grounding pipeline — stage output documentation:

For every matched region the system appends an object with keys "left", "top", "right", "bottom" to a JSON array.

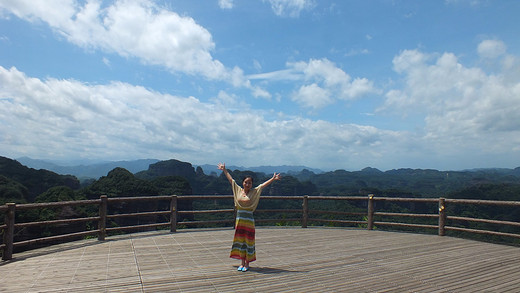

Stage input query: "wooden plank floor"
[{"left": 1, "top": 227, "right": 519, "bottom": 292}]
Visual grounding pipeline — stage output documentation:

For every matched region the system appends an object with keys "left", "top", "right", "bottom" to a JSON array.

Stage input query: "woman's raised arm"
[
  {"left": 218, "top": 162, "right": 234, "bottom": 184},
  {"left": 261, "top": 172, "right": 281, "bottom": 187}
]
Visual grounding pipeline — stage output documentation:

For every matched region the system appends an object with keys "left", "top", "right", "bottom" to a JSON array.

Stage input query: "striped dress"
[
  {"left": 229, "top": 179, "right": 265, "bottom": 262},
  {"left": 230, "top": 209, "right": 256, "bottom": 262}
]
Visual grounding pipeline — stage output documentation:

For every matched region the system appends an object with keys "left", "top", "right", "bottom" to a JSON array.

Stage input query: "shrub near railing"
[{"left": 1, "top": 195, "right": 520, "bottom": 260}]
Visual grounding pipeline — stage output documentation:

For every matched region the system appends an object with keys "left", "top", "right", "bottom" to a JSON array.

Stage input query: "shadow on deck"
[{"left": 1, "top": 227, "right": 519, "bottom": 292}]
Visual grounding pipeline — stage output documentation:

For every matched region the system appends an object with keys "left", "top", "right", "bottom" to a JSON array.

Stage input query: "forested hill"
[
  {"left": 306, "top": 167, "right": 520, "bottom": 197},
  {"left": 0, "top": 156, "right": 79, "bottom": 203},
  {"left": 1, "top": 155, "right": 520, "bottom": 205}
]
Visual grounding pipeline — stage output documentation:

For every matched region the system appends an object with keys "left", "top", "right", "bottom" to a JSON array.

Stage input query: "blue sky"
[{"left": 1, "top": 0, "right": 519, "bottom": 171}]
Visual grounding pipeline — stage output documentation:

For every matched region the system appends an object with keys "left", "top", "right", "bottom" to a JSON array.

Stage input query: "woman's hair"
[{"left": 243, "top": 175, "right": 254, "bottom": 184}]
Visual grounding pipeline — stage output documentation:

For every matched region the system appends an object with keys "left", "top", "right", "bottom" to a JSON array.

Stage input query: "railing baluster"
[
  {"left": 367, "top": 194, "right": 374, "bottom": 230},
  {"left": 302, "top": 195, "right": 309, "bottom": 228},
  {"left": 2, "top": 203, "right": 15, "bottom": 260},
  {"left": 170, "top": 195, "right": 177, "bottom": 232},
  {"left": 439, "top": 198, "right": 446, "bottom": 236},
  {"left": 98, "top": 195, "right": 107, "bottom": 241}
]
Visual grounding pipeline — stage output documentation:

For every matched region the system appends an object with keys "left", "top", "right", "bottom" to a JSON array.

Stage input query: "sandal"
[
  {"left": 237, "top": 266, "right": 244, "bottom": 271},
  {"left": 241, "top": 266, "right": 249, "bottom": 272}
]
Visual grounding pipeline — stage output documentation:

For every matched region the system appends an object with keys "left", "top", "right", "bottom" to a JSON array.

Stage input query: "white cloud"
[
  {"left": 248, "top": 69, "right": 302, "bottom": 81},
  {"left": 444, "top": 0, "right": 483, "bottom": 7},
  {"left": 102, "top": 57, "right": 111, "bottom": 67},
  {"left": 0, "top": 66, "right": 405, "bottom": 170},
  {"left": 264, "top": 0, "right": 315, "bottom": 18},
  {"left": 252, "top": 59, "right": 262, "bottom": 72},
  {"left": 252, "top": 86, "right": 272, "bottom": 99},
  {"left": 288, "top": 58, "right": 379, "bottom": 108},
  {"left": 213, "top": 90, "right": 239, "bottom": 107},
  {"left": 345, "top": 48, "right": 369, "bottom": 57},
  {"left": 382, "top": 44, "right": 520, "bottom": 155},
  {"left": 0, "top": 0, "right": 247, "bottom": 84},
  {"left": 251, "top": 58, "right": 378, "bottom": 109},
  {"left": 477, "top": 39, "right": 507, "bottom": 59},
  {"left": 218, "top": 0, "right": 234, "bottom": 9},
  {"left": 292, "top": 83, "right": 332, "bottom": 109}
]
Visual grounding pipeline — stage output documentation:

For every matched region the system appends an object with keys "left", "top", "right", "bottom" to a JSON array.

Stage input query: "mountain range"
[
  {"left": 16, "top": 157, "right": 160, "bottom": 179},
  {"left": 4, "top": 156, "right": 520, "bottom": 200},
  {"left": 16, "top": 157, "right": 324, "bottom": 179}
]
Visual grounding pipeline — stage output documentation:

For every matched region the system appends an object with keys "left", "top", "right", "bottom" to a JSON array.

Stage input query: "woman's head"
[{"left": 242, "top": 176, "right": 254, "bottom": 191}]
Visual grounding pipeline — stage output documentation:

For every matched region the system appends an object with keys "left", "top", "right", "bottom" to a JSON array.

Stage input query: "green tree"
[
  {"left": 0, "top": 175, "right": 28, "bottom": 204},
  {"left": 82, "top": 167, "right": 158, "bottom": 199}
]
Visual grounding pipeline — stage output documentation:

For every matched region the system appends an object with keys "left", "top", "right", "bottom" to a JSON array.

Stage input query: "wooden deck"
[{"left": 1, "top": 227, "right": 519, "bottom": 292}]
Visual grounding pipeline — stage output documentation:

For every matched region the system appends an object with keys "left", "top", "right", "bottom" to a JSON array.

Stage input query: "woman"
[{"left": 218, "top": 163, "right": 281, "bottom": 272}]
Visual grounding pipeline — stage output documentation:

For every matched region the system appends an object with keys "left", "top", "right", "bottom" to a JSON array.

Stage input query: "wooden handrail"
[
  {"left": 308, "top": 210, "right": 365, "bottom": 216},
  {"left": 107, "top": 195, "right": 172, "bottom": 202},
  {"left": 15, "top": 199, "right": 101, "bottom": 210},
  {"left": 107, "top": 211, "right": 170, "bottom": 219},
  {"left": 176, "top": 195, "right": 233, "bottom": 200},
  {"left": 13, "top": 230, "right": 99, "bottom": 248},
  {"left": 373, "top": 197, "right": 439, "bottom": 203},
  {"left": 1, "top": 194, "right": 519, "bottom": 261},
  {"left": 106, "top": 223, "right": 170, "bottom": 233},
  {"left": 447, "top": 216, "right": 520, "bottom": 227},
  {"left": 178, "top": 209, "right": 234, "bottom": 215},
  {"left": 374, "top": 212, "right": 438, "bottom": 218},
  {"left": 304, "top": 196, "right": 366, "bottom": 201},
  {"left": 15, "top": 217, "right": 100, "bottom": 229},
  {"left": 445, "top": 226, "right": 520, "bottom": 239},
  {"left": 445, "top": 199, "right": 520, "bottom": 206},
  {"left": 373, "top": 222, "right": 439, "bottom": 230}
]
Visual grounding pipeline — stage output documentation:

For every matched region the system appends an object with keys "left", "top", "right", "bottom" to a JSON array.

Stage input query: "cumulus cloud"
[
  {"left": 0, "top": 0, "right": 247, "bottom": 84},
  {"left": 477, "top": 39, "right": 507, "bottom": 59},
  {"left": 264, "top": 0, "right": 315, "bottom": 18},
  {"left": 250, "top": 58, "right": 378, "bottom": 109},
  {"left": 382, "top": 43, "right": 520, "bottom": 155},
  {"left": 0, "top": 66, "right": 403, "bottom": 169},
  {"left": 280, "top": 58, "right": 379, "bottom": 108},
  {"left": 218, "top": 0, "right": 234, "bottom": 9},
  {"left": 291, "top": 83, "right": 332, "bottom": 109}
]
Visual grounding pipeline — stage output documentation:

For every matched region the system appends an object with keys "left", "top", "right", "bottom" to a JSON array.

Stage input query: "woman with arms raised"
[{"left": 218, "top": 162, "right": 281, "bottom": 272}]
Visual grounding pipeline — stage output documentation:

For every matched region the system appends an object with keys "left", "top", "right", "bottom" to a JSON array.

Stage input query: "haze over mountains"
[
  {"left": 16, "top": 157, "right": 324, "bottom": 179},
  {"left": 3, "top": 155, "right": 520, "bottom": 201},
  {"left": 16, "top": 157, "right": 160, "bottom": 179}
]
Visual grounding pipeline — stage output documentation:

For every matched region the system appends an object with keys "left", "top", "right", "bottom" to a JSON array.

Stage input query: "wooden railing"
[{"left": 1, "top": 194, "right": 519, "bottom": 260}]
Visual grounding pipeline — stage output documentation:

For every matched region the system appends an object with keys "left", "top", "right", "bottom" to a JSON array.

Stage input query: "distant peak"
[{"left": 360, "top": 167, "right": 382, "bottom": 173}]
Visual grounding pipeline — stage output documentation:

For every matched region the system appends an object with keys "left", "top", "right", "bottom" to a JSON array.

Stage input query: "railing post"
[
  {"left": 439, "top": 197, "right": 446, "bottom": 236},
  {"left": 2, "top": 203, "right": 15, "bottom": 261},
  {"left": 302, "top": 195, "right": 309, "bottom": 228},
  {"left": 367, "top": 194, "right": 374, "bottom": 230},
  {"left": 170, "top": 195, "right": 177, "bottom": 232},
  {"left": 98, "top": 195, "right": 107, "bottom": 241}
]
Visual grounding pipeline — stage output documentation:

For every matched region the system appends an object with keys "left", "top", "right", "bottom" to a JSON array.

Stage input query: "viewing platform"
[{"left": 1, "top": 227, "right": 519, "bottom": 292}]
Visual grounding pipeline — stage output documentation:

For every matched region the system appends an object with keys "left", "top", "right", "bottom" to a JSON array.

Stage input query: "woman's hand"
[{"left": 219, "top": 163, "right": 234, "bottom": 184}]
